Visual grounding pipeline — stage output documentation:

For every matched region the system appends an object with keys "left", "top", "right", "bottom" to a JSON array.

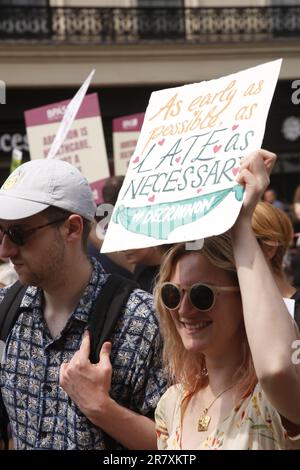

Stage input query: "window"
[
  {"left": 0, "top": 1, "right": 49, "bottom": 4},
  {"left": 137, "top": 0, "right": 185, "bottom": 40}
]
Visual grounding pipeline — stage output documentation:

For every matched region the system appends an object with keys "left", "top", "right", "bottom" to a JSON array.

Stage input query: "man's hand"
[
  {"left": 59, "top": 331, "right": 113, "bottom": 424},
  {"left": 60, "top": 332, "right": 157, "bottom": 450}
]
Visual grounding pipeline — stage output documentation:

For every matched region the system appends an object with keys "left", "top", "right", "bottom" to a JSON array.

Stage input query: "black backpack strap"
[
  {"left": 88, "top": 274, "right": 138, "bottom": 450},
  {"left": 88, "top": 274, "right": 138, "bottom": 364},
  {"left": 0, "top": 281, "right": 27, "bottom": 342},
  {"left": 0, "top": 281, "right": 27, "bottom": 449},
  {"left": 0, "top": 394, "right": 8, "bottom": 449}
]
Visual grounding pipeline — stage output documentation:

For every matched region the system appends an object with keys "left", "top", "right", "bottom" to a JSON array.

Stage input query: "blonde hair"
[
  {"left": 252, "top": 202, "right": 293, "bottom": 276},
  {"left": 154, "top": 232, "right": 257, "bottom": 396}
]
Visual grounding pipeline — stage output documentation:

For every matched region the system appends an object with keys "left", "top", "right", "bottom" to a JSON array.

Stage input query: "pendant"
[{"left": 198, "top": 412, "right": 211, "bottom": 432}]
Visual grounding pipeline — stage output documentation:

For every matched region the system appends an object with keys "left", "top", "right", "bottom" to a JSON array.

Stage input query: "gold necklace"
[{"left": 197, "top": 384, "right": 235, "bottom": 432}]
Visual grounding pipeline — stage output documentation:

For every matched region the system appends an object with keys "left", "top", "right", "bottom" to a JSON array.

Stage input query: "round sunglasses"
[
  {"left": 160, "top": 281, "right": 239, "bottom": 312},
  {"left": 0, "top": 217, "right": 68, "bottom": 247}
]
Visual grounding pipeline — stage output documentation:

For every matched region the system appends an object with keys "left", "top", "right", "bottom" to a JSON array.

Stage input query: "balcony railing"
[{"left": 0, "top": 6, "right": 300, "bottom": 44}]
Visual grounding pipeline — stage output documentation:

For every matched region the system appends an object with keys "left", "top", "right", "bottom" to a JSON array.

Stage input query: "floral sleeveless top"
[{"left": 155, "top": 383, "right": 300, "bottom": 450}]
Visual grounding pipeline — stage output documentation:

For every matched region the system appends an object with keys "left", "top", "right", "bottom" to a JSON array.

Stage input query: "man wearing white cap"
[{"left": 0, "top": 159, "right": 166, "bottom": 450}]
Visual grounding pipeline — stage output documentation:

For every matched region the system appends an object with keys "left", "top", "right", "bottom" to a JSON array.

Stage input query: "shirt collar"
[{"left": 19, "top": 258, "right": 108, "bottom": 324}]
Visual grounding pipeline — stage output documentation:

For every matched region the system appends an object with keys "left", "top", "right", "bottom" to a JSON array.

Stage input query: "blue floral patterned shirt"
[{"left": 0, "top": 259, "right": 167, "bottom": 449}]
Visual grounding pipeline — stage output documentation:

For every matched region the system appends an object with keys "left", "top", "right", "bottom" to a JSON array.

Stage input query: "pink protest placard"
[
  {"left": 25, "top": 93, "right": 109, "bottom": 204},
  {"left": 112, "top": 113, "right": 145, "bottom": 175}
]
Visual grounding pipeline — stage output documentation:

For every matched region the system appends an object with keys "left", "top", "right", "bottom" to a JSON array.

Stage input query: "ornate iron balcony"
[{"left": 0, "top": 6, "right": 300, "bottom": 44}]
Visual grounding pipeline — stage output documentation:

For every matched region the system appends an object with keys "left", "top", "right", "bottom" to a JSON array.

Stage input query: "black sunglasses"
[
  {"left": 160, "top": 282, "right": 239, "bottom": 312},
  {"left": 0, "top": 217, "right": 68, "bottom": 247}
]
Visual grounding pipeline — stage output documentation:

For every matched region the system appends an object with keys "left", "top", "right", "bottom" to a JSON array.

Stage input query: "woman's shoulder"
[
  {"left": 159, "top": 383, "right": 185, "bottom": 402},
  {"left": 155, "top": 384, "right": 185, "bottom": 437},
  {"left": 156, "top": 383, "right": 186, "bottom": 415}
]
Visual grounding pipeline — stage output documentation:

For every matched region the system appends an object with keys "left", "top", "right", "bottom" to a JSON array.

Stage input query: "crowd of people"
[
  {"left": 0, "top": 149, "right": 299, "bottom": 450},
  {"left": 261, "top": 185, "right": 300, "bottom": 291}
]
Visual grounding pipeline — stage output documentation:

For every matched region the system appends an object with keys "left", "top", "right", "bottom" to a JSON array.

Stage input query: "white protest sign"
[
  {"left": 283, "top": 298, "right": 295, "bottom": 319},
  {"left": 47, "top": 69, "right": 95, "bottom": 160},
  {"left": 102, "top": 60, "right": 282, "bottom": 253}
]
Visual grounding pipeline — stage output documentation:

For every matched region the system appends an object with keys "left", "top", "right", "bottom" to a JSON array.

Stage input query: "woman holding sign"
[{"left": 154, "top": 149, "right": 300, "bottom": 450}]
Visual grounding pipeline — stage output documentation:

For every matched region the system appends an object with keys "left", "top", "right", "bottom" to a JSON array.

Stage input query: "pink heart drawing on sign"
[
  {"left": 175, "top": 156, "right": 181, "bottom": 163},
  {"left": 197, "top": 188, "right": 202, "bottom": 194},
  {"left": 148, "top": 195, "right": 155, "bottom": 203},
  {"left": 213, "top": 145, "right": 222, "bottom": 154},
  {"left": 132, "top": 156, "right": 139, "bottom": 164},
  {"left": 158, "top": 138, "right": 165, "bottom": 146},
  {"left": 232, "top": 124, "right": 239, "bottom": 131},
  {"left": 232, "top": 167, "right": 239, "bottom": 176}
]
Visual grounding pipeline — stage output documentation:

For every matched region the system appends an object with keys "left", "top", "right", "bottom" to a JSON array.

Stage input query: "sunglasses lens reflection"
[
  {"left": 5, "top": 227, "right": 24, "bottom": 246},
  {"left": 161, "top": 284, "right": 181, "bottom": 309},
  {"left": 0, "top": 226, "right": 25, "bottom": 246},
  {"left": 10, "top": 228, "right": 24, "bottom": 246},
  {"left": 190, "top": 285, "right": 214, "bottom": 310}
]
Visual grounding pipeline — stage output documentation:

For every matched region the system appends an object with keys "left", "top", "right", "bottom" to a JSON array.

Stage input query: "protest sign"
[
  {"left": 113, "top": 113, "right": 145, "bottom": 175},
  {"left": 47, "top": 69, "right": 95, "bottom": 160},
  {"left": 25, "top": 92, "right": 109, "bottom": 204},
  {"left": 101, "top": 59, "right": 282, "bottom": 253}
]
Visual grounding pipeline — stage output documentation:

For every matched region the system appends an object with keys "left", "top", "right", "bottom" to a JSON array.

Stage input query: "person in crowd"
[
  {"left": 88, "top": 175, "right": 135, "bottom": 277},
  {"left": 0, "top": 159, "right": 167, "bottom": 450},
  {"left": 154, "top": 149, "right": 300, "bottom": 450},
  {"left": 0, "top": 258, "right": 18, "bottom": 288},
  {"left": 263, "top": 187, "right": 285, "bottom": 211},
  {"left": 89, "top": 217, "right": 135, "bottom": 277},
  {"left": 290, "top": 185, "right": 300, "bottom": 289},
  {"left": 288, "top": 185, "right": 300, "bottom": 237},
  {"left": 251, "top": 201, "right": 300, "bottom": 327},
  {"left": 292, "top": 185, "right": 300, "bottom": 210},
  {"left": 124, "top": 245, "right": 172, "bottom": 293}
]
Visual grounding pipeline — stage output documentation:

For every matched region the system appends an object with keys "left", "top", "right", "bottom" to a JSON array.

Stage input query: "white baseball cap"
[{"left": 0, "top": 159, "right": 96, "bottom": 221}]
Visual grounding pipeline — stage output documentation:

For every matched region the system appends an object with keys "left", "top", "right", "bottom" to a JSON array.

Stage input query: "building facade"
[{"left": 0, "top": 0, "right": 300, "bottom": 201}]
